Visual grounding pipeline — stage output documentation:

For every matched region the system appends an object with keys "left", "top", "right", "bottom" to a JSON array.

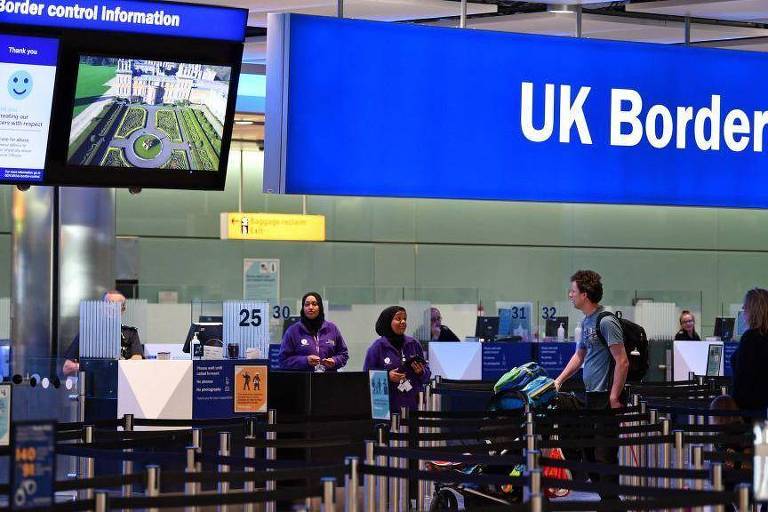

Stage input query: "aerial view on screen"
[{"left": 67, "top": 57, "right": 231, "bottom": 171}]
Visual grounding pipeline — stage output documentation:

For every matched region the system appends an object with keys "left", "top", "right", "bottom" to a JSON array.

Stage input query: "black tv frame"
[{"left": 1, "top": 2, "right": 244, "bottom": 190}]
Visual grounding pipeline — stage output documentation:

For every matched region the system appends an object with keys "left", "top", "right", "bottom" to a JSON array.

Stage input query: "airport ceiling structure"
[{"left": 174, "top": 0, "right": 768, "bottom": 64}]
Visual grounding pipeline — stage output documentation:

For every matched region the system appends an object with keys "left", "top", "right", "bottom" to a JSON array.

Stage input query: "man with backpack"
[{"left": 553, "top": 270, "right": 629, "bottom": 500}]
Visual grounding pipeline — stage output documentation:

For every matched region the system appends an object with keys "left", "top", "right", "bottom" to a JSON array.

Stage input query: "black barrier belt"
[
  {"left": 199, "top": 452, "right": 331, "bottom": 469},
  {"left": 723, "top": 469, "right": 753, "bottom": 485},
  {"left": 538, "top": 413, "right": 650, "bottom": 425},
  {"left": 59, "top": 436, "right": 191, "bottom": 451},
  {"left": 537, "top": 456, "right": 709, "bottom": 479},
  {"left": 409, "top": 416, "right": 525, "bottom": 428},
  {"left": 670, "top": 423, "right": 752, "bottom": 433},
  {"left": 91, "top": 428, "right": 194, "bottom": 440},
  {"left": 536, "top": 423, "right": 662, "bottom": 436},
  {"left": 646, "top": 403, "right": 767, "bottom": 418},
  {"left": 54, "top": 472, "right": 146, "bottom": 491},
  {"left": 247, "top": 418, "right": 376, "bottom": 434},
  {"left": 359, "top": 463, "right": 528, "bottom": 487},
  {"left": 0, "top": 446, "right": 9, "bottom": 457},
  {"left": 110, "top": 484, "right": 322, "bottom": 508},
  {"left": 373, "top": 445, "right": 525, "bottom": 465},
  {"left": 539, "top": 406, "right": 641, "bottom": 417},
  {"left": 411, "top": 439, "right": 527, "bottom": 453},
  {"left": 56, "top": 445, "right": 185, "bottom": 464},
  {"left": 390, "top": 428, "right": 525, "bottom": 442},
  {"left": 159, "top": 464, "right": 345, "bottom": 487},
  {"left": 538, "top": 434, "right": 675, "bottom": 449},
  {"left": 56, "top": 431, "right": 85, "bottom": 442},
  {"left": 538, "top": 476, "right": 736, "bottom": 500},
  {"left": 0, "top": 499, "right": 95, "bottom": 512},
  {"left": 57, "top": 418, "right": 123, "bottom": 430},
  {"left": 633, "top": 379, "right": 697, "bottom": 386},
  {"left": 414, "top": 410, "right": 532, "bottom": 419},
  {"left": 132, "top": 417, "right": 252, "bottom": 427},
  {"left": 430, "top": 387, "right": 495, "bottom": 395},
  {"left": 242, "top": 436, "right": 360, "bottom": 449},
  {"left": 704, "top": 450, "right": 752, "bottom": 463},
  {"left": 635, "top": 387, "right": 715, "bottom": 397},
  {"left": 546, "top": 493, "right": 736, "bottom": 512},
  {"left": 684, "top": 434, "right": 752, "bottom": 446}
]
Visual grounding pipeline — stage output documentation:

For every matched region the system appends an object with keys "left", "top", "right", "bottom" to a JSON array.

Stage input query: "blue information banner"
[
  {"left": 368, "top": 370, "right": 390, "bottom": 420},
  {"left": 0, "top": 0, "right": 247, "bottom": 42},
  {"left": 482, "top": 342, "right": 534, "bottom": 382},
  {"left": 11, "top": 422, "right": 54, "bottom": 510},
  {"left": 193, "top": 359, "right": 268, "bottom": 419},
  {"left": 723, "top": 341, "right": 738, "bottom": 377},
  {"left": 268, "top": 343, "right": 281, "bottom": 370},
  {"left": 267, "top": 14, "right": 768, "bottom": 209},
  {"left": 536, "top": 342, "right": 577, "bottom": 378}
]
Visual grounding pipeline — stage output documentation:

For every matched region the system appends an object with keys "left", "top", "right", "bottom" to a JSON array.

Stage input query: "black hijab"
[
  {"left": 376, "top": 306, "right": 406, "bottom": 350},
  {"left": 300, "top": 292, "right": 325, "bottom": 334}
]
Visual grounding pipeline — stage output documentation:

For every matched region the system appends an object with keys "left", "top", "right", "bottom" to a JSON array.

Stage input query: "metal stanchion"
[
  {"left": 77, "top": 370, "right": 86, "bottom": 422},
  {"left": 265, "top": 409, "right": 277, "bottom": 512},
  {"left": 691, "top": 445, "right": 704, "bottom": 490},
  {"left": 80, "top": 425, "right": 94, "bottom": 500},
  {"left": 526, "top": 449, "right": 540, "bottom": 472},
  {"left": 648, "top": 408, "right": 658, "bottom": 487},
  {"left": 530, "top": 493, "right": 543, "bottom": 512},
  {"left": 398, "top": 407, "right": 408, "bottom": 512},
  {"left": 389, "top": 413, "right": 400, "bottom": 510},
  {"left": 363, "top": 441, "right": 375, "bottom": 512},
  {"left": 185, "top": 446, "right": 199, "bottom": 512},
  {"left": 711, "top": 462, "right": 723, "bottom": 512},
  {"left": 735, "top": 483, "right": 750, "bottom": 512},
  {"left": 146, "top": 465, "right": 160, "bottom": 512},
  {"left": 322, "top": 476, "right": 337, "bottom": 512},
  {"left": 376, "top": 424, "right": 388, "bottom": 512},
  {"left": 94, "top": 491, "right": 109, "bottom": 512},
  {"left": 639, "top": 400, "right": 647, "bottom": 487},
  {"left": 218, "top": 431, "right": 231, "bottom": 512},
  {"left": 244, "top": 434, "right": 256, "bottom": 512},
  {"left": 660, "top": 417, "right": 671, "bottom": 489},
  {"left": 345, "top": 456, "right": 359, "bottom": 512},
  {"left": 674, "top": 430, "right": 684, "bottom": 490},
  {"left": 122, "top": 413, "right": 134, "bottom": 502}
]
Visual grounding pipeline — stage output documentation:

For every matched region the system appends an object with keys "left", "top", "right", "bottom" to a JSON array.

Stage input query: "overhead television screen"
[
  {"left": 67, "top": 55, "right": 232, "bottom": 174},
  {"left": 0, "top": 33, "right": 58, "bottom": 183}
]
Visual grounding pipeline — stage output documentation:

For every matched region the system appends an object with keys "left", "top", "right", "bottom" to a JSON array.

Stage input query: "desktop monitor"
[
  {"left": 474, "top": 316, "right": 499, "bottom": 341},
  {"left": 182, "top": 321, "right": 223, "bottom": 353},
  {"left": 282, "top": 316, "right": 301, "bottom": 335},
  {"left": 714, "top": 317, "right": 735, "bottom": 342}
]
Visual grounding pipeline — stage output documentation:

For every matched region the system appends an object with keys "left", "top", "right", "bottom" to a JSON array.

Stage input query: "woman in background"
[
  {"left": 279, "top": 292, "right": 349, "bottom": 371},
  {"left": 674, "top": 310, "right": 701, "bottom": 341},
  {"left": 363, "top": 306, "right": 431, "bottom": 412},
  {"left": 731, "top": 288, "right": 768, "bottom": 411}
]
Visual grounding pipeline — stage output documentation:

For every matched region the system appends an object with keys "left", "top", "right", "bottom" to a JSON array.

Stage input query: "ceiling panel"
[{"left": 626, "top": 0, "right": 768, "bottom": 23}]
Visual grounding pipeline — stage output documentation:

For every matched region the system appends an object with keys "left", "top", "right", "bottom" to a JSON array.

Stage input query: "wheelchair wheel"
[{"left": 429, "top": 488, "right": 460, "bottom": 511}]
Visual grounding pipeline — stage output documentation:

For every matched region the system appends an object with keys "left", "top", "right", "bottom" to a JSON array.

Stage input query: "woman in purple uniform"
[
  {"left": 279, "top": 292, "right": 349, "bottom": 371},
  {"left": 363, "top": 306, "right": 431, "bottom": 412}
]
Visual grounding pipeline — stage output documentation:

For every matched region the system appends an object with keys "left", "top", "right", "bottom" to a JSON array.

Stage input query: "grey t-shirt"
[{"left": 578, "top": 306, "right": 623, "bottom": 392}]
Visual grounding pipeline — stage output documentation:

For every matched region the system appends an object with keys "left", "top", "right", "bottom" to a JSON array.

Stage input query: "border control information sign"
[
  {"left": 267, "top": 13, "right": 768, "bottom": 209},
  {"left": 0, "top": 384, "right": 11, "bottom": 446},
  {"left": 0, "top": 0, "right": 247, "bottom": 42},
  {"left": 234, "top": 364, "right": 267, "bottom": 413},
  {"left": 11, "top": 422, "right": 54, "bottom": 510},
  {"left": 369, "top": 370, "right": 390, "bottom": 420}
]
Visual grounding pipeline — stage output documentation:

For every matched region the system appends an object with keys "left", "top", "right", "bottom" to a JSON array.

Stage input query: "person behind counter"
[
  {"left": 430, "top": 307, "right": 460, "bottom": 341},
  {"left": 731, "top": 288, "right": 768, "bottom": 412},
  {"left": 278, "top": 292, "right": 349, "bottom": 371},
  {"left": 363, "top": 306, "right": 431, "bottom": 412},
  {"left": 62, "top": 290, "right": 144, "bottom": 376},
  {"left": 674, "top": 310, "right": 701, "bottom": 341}
]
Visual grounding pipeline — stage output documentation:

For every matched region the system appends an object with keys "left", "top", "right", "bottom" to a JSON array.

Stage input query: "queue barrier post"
[
  {"left": 77, "top": 370, "right": 86, "bottom": 423},
  {"left": 146, "top": 465, "right": 160, "bottom": 512},
  {"left": 191, "top": 428, "right": 202, "bottom": 471},
  {"left": 363, "top": 440, "right": 375, "bottom": 512},
  {"left": 639, "top": 400, "right": 648, "bottom": 487},
  {"left": 345, "top": 456, "right": 359, "bottom": 512},
  {"left": 530, "top": 493, "right": 543, "bottom": 512},
  {"left": 122, "top": 413, "right": 134, "bottom": 502},
  {"left": 736, "top": 483, "right": 750, "bottom": 512},
  {"left": 674, "top": 429, "right": 684, "bottom": 490},
  {"left": 376, "top": 424, "right": 388, "bottom": 512},
  {"left": 711, "top": 462, "right": 723, "bottom": 512},
  {"left": 322, "top": 476, "right": 337, "bottom": 512},
  {"left": 185, "top": 446, "right": 199, "bottom": 512},
  {"left": 388, "top": 413, "right": 400, "bottom": 510},
  {"left": 265, "top": 409, "right": 277, "bottom": 512},
  {"left": 244, "top": 433, "right": 256, "bottom": 512},
  {"left": 218, "top": 431, "right": 231, "bottom": 512},
  {"left": 691, "top": 444, "right": 704, "bottom": 491},
  {"left": 661, "top": 417, "right": 671, "bottom": 489},
  {"left": 648, "top": 409, "right": 659, "bottom": 486},
  {"left": 398, "top": 406, "right": 409, "bottom": 512},
  {"left": 80, "top": 425, "right": 94, "bottom": 501},
  {"left": 94, "top": 490, "right": 109, "bottom": 512},
  {"left": 525, "top": 468, "right": 541, "bottom": 503}
]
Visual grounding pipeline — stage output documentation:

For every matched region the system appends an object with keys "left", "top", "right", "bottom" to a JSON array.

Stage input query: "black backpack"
[{"left": 595, "top": 311, "right": 649, "bottom": 383}]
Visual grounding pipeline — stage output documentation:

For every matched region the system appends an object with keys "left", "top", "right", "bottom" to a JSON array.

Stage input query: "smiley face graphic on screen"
[{"left": 8, "top": 70, "right": 33, "bottom": 100}]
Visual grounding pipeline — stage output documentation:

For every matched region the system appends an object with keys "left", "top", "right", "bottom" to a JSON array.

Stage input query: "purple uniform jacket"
[
  {"left": 278, "top": 321, "right": 349, "bottom": 371},
  {"left": 363, "top": 335, "right": 431, "bottom": 412}
]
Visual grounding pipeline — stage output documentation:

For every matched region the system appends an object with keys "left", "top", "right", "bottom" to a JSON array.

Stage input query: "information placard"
[
  {"left": 11, "top": 422, "right": 55, "bottom": 510},
  {"left": 243, "top": 259, "right": 279, "bottom": 305},
  {"left": 482, "top": 343, "right": 535, "bottom": 382},
  {"left": 536, "top": 342, "right": 577, "bottom": 377},
  {"left": 369, "top": 370, "right": 390, "bottom": 420},
  {"left": 0, "top": 34, "right": 58, "bottom": 183},
  {"left": 234, "top": 365, "right": 267, "bottom": 413},
  {"left": 223, "top": 300, "right": 270, "bottom": 357},
  {"left": 0, "top": 384, "right": 11, "bottom": 446}
]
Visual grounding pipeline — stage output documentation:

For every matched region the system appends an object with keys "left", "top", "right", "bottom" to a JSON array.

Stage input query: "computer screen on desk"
[
  {"left": 706, "top": 344, "right": 723, "bottom": 376},
  {"left": 475, "top": 316, "right": 499, "bottom": 340},
  {"left": 182, "top": 322, "right": 223, "bottom": 353},
  {"left": 714, "top": 317, "right": 735, "bottom": 341}
]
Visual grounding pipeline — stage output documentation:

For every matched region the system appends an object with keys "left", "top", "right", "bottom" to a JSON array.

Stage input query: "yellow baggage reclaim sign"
[{"left": 220, "top": 213, "right": 325, "bottom": 241}]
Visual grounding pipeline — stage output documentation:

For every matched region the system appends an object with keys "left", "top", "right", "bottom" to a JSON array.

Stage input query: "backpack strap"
[{"left": 593, "top": 311, "right": 616, "bottom": 348}]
